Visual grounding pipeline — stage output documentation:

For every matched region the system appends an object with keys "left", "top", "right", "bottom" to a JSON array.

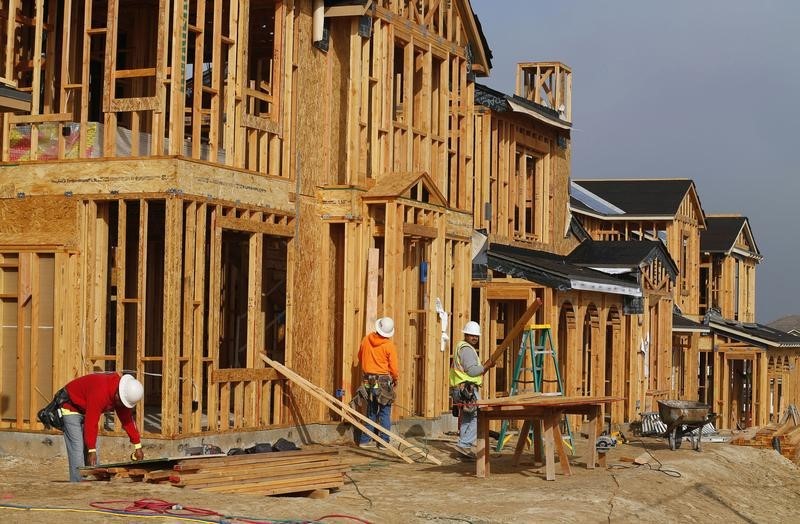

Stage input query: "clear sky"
[{"left": 471, "top": 0, "right": 800, "bottom": 323}]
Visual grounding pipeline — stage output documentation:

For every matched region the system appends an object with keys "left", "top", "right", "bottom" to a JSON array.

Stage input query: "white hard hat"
[
  {"left": 119, "top": 374, "right": 144, "bottom": 408},
  {"left": 463, "top": 321, "right": 481, "bottom": 337},
  {"left": 375, "top": 317, "right": 395, "bottom": 338}
]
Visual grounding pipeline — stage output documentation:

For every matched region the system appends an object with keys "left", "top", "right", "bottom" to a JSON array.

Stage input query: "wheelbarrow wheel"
[{"left": 668, "top": 428, "right": 682, "bottom": 450}]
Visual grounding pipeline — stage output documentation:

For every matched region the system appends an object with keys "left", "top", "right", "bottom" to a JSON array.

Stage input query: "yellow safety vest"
[{"left": 449, "top": 341, "right": 482, "bottom": 387}]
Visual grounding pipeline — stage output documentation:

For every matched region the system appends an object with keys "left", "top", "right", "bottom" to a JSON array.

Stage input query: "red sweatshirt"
[
  {"left": 62, "top": 372, "right": 141, "bottom": 449},
  {"left": 358, "top": 332, "right": 399, "bottom": 382}
]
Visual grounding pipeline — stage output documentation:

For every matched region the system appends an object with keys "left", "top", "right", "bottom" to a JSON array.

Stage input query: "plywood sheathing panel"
[
  {"left": 0, "top": 158, "right": 294, "bottom": 212},
  {"left": 0, "top": 196, "right": 81, "bottom": 247}
]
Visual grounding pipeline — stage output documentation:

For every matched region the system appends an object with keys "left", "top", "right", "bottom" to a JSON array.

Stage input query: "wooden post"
[{"left": 161, "top": 196, "right": 183, "bottom": 436}]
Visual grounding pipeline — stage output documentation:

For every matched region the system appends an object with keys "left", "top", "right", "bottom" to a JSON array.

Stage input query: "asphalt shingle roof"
[
  {"left": 487, "top": 243, "right": 639, "bottom": 291},
  {"left": 572, "top": 179, "right": 694, "bottom": 216},
  {"left": 567, "top": 240, "right": 678, "bottom": 277},
  {"left": 700, "top": 216, "right": 746, "bottom": 253}
]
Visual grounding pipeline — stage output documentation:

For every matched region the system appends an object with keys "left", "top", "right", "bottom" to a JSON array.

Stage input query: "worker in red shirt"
[
  {"left": 357, "top": 317, "right": 399, "bottom": 448},
  {"left": 60, "top": 372, "right": 144, "bottom": 481}
]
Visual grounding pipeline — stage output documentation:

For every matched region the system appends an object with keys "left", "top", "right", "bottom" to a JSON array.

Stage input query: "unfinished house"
[
  {"left": 570, "top": 179, "right": 706, "bottom": 408},
  {"left": 0, "top": 0, "right": 491, "bottom": 440},
  {"left": 570, "top": 179, "right": 706, "bottom": 318},
  {"left": 469, "top": 65, "right": 678, "bottom": 427},
  {"left": 696, "top": 215, "right": 800, "bottom": 428},
  {"left": 699, "top": 215, "right": 760, "bottom": 321}
]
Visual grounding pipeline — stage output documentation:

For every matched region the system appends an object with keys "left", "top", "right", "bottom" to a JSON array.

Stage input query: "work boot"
[
  {"left": 358, "top": 441, "right": 377, "bottom": 449},
  {"left": 454, "top": 444, "right": 477, "bottom": 459}
]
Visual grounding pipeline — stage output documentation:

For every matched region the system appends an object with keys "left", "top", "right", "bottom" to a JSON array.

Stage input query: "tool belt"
[
  {"left": 363, "top": 374, "right": 396, "bottom": 406},
  {"left": 450, "top": 382, "right": 478, "bottom": 416},
  {"left": 37, "top": 387, "right": 70, "bottom": 431}
]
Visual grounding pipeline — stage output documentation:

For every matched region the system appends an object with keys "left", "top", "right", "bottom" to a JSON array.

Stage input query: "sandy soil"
[{"left": 1, "top": 434, "right": 799, "bottom": 524}]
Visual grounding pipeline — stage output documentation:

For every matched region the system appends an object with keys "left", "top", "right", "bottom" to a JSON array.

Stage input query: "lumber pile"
[
  {"left": 730, "top": 409, "right": 800, "bottom": 465},
  {"left": 82, "top": 449, "right": 349, "bottom": 496},
  {"left": 169, "top": 449, "right": 347, "bottom": 495}
]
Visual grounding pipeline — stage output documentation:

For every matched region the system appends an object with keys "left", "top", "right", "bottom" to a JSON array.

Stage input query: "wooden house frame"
[
  {"left": 571, "top": 179, "right": 706, "bottom": 318},
  {"left": 0, "top": 0, "right": 490, "bottom": 439},
  {"left": 470, "top": 69, "right": 682, "bottom": 426},
  {"left": 699, "top": 215, "right": 761, "bottom": 322},
  {"left": 700, "top": 315, "right": 800, "bottom": 429},
  {"left": 2, "top": 1, "right": 796, "bottom": 445}
]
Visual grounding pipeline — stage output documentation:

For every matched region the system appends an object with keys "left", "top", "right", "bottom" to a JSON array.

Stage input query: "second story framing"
[
  {"left": 571, "top": 178, "right": 706, "bottom": 317},
  {"left": 0, "top": 0, "right": 297, "bottom": 177}
]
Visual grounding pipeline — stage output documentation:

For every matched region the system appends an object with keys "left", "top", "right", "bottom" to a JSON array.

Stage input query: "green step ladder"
[{"left": 495, "top": 324, "right": 574, "bottom": 452}]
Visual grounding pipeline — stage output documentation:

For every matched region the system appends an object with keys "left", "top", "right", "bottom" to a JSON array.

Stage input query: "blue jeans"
[
  {"left": 458, "top": 387, "right": 480, "bottom": 448},
  {"left": 62, "top": 413, "right": 93, "bottom": 482},
  {"left": 359, "top": 398, "right": 392, "bottom": 445}
]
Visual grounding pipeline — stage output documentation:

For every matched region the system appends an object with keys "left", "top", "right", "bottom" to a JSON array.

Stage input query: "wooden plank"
[
  {"left": 191, "top": 203, "right": 208, "bottom": 431},
  {"left": 216, "top": 216, "right": 293, "bottom": 237},
  {"left": 260, "top": 354, "right": 440, "bottom": 465},
  {"left": 174, "top": 462, "right": 344, "bottom": 487},
  {"left": 109, "top": 96, "right": 160, "bottom": 112},
  {"left": 136, "top": 199, "right": 148, "bottom": 430},
  {"left": 402, "top": 222, "right": 437, "bottom": 238},
  {"left": 211, "top": 367, "right": 279, "bottom": 383},
  {"left": 161, "top": 196, "right": 183, "bottom": 435}
]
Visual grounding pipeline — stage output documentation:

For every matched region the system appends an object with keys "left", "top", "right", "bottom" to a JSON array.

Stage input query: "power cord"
[
  {"left": 608, "top": 438, "right": 682, "bottom": 478},
  {"left": 344, "top": 472, "right": 373, "bottom": 509}
]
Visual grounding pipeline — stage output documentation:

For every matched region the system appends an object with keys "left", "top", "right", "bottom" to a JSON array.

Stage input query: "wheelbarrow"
[{"left": 657, "top": 400, "right": 716, "bottom": 451}]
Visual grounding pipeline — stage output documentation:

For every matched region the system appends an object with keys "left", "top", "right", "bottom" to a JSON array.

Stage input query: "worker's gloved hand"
[
  {"left": 482, "top": 359, "right": 497, "bottom": 370},
  {"left": 131, "top": 448, "right": 144, "bottom": 461},
  {"left": 87, "top": 451, "right": 98, "bottom": 467}
]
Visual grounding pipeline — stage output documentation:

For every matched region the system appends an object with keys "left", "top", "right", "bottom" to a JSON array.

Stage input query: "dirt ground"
[{"left": 1, "top": 432, "right": 799, "bottom": 524}]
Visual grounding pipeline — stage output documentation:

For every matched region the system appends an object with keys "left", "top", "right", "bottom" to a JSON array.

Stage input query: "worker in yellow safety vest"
[{"left": 449, "top": 321, "right": 494, "bottom": 457}]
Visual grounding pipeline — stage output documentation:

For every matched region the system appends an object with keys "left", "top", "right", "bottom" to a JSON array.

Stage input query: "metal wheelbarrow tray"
[{"left": 657, "top": 400, "right": 717, "bottom": 451}]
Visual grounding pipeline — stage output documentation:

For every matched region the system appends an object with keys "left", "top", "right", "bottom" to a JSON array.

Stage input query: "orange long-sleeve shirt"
[{"left": 358, "top": 332, "right": 399, "bottom": 382}]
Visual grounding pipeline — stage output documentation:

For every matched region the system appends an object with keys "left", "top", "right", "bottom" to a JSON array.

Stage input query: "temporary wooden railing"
[
  {"left": 260, "top": 353, "right": 442, "bottom": 466},
  {"left": 208, "top": 366, "right": 287, "bottom": 432},
  {"left": 1, "top": 112, "right": 78, "bottom": 161}
]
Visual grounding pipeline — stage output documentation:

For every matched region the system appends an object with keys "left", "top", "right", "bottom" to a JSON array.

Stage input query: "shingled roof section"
[
  {"left": 700, "top": 216, "right": 747, "bottom": 253},
  {"left": 572, "top": 179, "right": 694, "bottom": 216},
  {"left": 768, "top": 315, "right": 800, "bottom": 335},
  {"left": 567, "top": 240, "right": 678, "bottom": 279},
  {"left": 486, "top": 243, "right": 641, "bottom": 295},
  {"left": 475, "top": 83, "right": 571, "bottom": 128},
  {"left": 706, "top": 311, "right": 800, "bottom": 348},
  {"left": 673, "top": 313, "right": 710, "bottom": 333}
]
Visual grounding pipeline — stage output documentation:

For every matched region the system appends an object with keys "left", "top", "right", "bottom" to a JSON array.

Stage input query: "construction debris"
[{"left": 730, "top": 408, "right": 800, "bottom": 465}]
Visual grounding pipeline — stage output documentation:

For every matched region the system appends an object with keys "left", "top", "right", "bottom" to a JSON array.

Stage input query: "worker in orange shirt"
[{"left": 357, "top": 317, "right": 399, "bottom": 448}]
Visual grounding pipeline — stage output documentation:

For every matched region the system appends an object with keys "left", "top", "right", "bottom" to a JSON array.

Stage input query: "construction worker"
[
  {"left": 450, "top": 321, "right": 495, "bottom": 457},
  {"left": 357, "top": 316, "right": 399, "bottom": 448},
  {"left": 59, "top": 372, "right": 145, "bottom": 481}
]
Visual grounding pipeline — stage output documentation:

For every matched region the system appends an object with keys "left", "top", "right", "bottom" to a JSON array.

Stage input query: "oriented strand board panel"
[
  {"left": 0, "top": 196, "right": 80, "bottom": 247},
  {"left": 0, "top": 158, "right": 295, "bottom": 212}
]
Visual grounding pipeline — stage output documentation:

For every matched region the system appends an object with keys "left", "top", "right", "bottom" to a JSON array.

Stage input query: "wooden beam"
[
  {"left": 260, "top": 354, "right": 441, "bottom": 466},
  {"left": 486, "top": 298, "right": 542, "bottom": 365},
  {"left": 211, "top": 367, "right": 280, "bottom": 383}
]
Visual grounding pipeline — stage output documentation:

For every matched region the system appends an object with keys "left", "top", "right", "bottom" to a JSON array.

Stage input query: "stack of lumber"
[
  {"left": 81, "top": 449, "right": 349, "bottom": 496},
  {"left": 730, "top": 416, "right": 800, "bottom": 465},
  {"left": 169, "top": 449, "right": 347, "bottom": 495}
]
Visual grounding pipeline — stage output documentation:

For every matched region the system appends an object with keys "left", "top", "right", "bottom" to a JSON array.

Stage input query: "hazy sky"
[{"left": 471, "top": 0, "right": 800, "bottom": 323}]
